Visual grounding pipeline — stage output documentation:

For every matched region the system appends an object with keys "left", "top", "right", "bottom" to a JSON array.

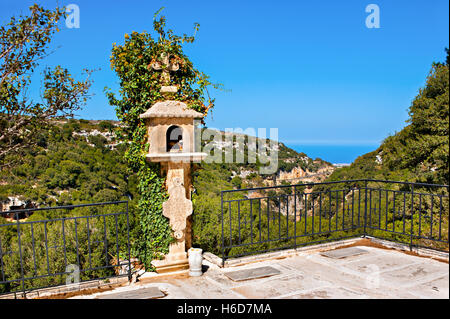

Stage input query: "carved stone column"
[
  {"left": 151, "top": 162, "right": 193, "bottom": 272},
  {"left": 138, "top": 62, "right": 206, "bottom": 273}
]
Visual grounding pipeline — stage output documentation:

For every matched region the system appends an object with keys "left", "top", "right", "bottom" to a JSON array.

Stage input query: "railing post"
[
  {"left": 293, "top": 186, "right": 297, "bottom": 250},
  {"left": 363, "top": 180, "right": 368, "bottom": 237},
  {"left": 221, "top": 191, "right": 225, "bottom": 268},
  {"left": 15, "top": 212, "right": 26, "bottom": 298},
  {"left": 126, "top": 201, "right": 132, "bottom": 281},
  {"left": 410, "top": 184, "right": 414, "bottom": 251}
]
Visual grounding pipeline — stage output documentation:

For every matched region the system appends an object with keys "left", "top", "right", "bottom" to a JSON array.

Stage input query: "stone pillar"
[
  {"left": 151, "top": 161, "right": 193, "bottom": 273},
  {"left": 140, "top": 53, "right": 206, "bottom": 273}
]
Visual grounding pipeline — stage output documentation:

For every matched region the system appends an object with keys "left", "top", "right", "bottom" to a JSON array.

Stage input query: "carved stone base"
[{"left": 151, "top": 257, "right": 189, "bottom": 273}]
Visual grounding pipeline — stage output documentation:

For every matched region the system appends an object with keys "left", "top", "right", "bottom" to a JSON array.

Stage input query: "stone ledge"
[
  {"left": 203, "top": 252, "right": 224, "bottom": 266},
  {"left": 205, "top": 236, "right": 449, "bottom": 268},
  {"left": 146, "top": 152, "right": 207, "bottom": 163},
  {"left": 151, "top": 258, "right": 189, "bottom": 274},
  {"left": 365, "top": 236, "right": 449, "bottom": 261},
  {"left": 0, "top": 276, "right": 129, "bottom": 299},
  {"left": 206, "top": 237, "right": 363, "bottom": 268}
]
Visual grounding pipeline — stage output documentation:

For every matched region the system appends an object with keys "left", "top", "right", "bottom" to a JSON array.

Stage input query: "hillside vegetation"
[
  {"left": 0, "top": 119, "right": 331, "bottom": 293},
  {"left": 0, "top": 123, "right": 331, "bottom": 209},
  {"left": 0, "top": 119, "right": 135, "bottom": 207}
]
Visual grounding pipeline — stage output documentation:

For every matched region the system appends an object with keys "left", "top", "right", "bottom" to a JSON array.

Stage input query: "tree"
[
  {"left": 0, "top": 4, "right": 93, "bottom": 168},
  {"left": 98, "top": 120, "right": 114, "bottom": 132},
  {"left": 382, "top": 50, "right": 449, "bottom": 184},
  {"left": 406, "top": 57, "right": 449, "bottom": 184},
  {"left": 231, "top": 176, "right": 242, "bottom": 189}
]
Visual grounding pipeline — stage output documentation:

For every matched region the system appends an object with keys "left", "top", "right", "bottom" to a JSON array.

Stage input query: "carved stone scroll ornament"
[{"left": 162, "top": 177, "right": 192, "bottom": 239}]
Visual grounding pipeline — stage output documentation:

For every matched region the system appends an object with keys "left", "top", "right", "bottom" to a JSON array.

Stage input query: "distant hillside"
[
  {"left": 0, "top": 119, "right": 135, "bottom": 210},
  {"left": 190, "top": 129, "right": 334, "bottom": 254},
  {"left": 197, "top": 128, "right": 333, "bottom": 189},
  {"left": 0, "top": 119, "right": 333, "bottom": 212},
  {"left": 324, "top": 54, "right": 449, "bottom": 186},
  {"left": 0, "top": 117, "right": 335, "bottom": 261}
]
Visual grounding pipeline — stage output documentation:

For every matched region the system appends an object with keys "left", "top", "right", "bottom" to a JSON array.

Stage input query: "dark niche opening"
[{"left": 166, "top": 125, "right": 183, "bottom": 152}]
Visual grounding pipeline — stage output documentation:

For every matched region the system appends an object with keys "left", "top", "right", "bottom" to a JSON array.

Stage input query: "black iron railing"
[
  {"left": 221, "top": 179, "right": 449, "bottom": 263},
  {"left": 0, "top": 201, "right": 131, "bottom": 297}
]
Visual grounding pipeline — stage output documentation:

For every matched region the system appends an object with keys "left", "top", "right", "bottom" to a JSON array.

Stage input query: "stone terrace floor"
[{"left": 70, "top": 243, "right": 449, "bottom": 299}]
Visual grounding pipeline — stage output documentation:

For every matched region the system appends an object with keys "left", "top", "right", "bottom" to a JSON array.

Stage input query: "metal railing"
[
  {"left": 221, "top": 179, "right": 449, "bottom": 263},
  {"left": 0, "top": 201, "right": 131, "bottom": 297}
]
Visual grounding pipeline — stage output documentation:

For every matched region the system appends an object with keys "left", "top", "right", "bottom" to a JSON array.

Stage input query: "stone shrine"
[{"left": 139, "top": 52, "right": 206, "bottom": 273}]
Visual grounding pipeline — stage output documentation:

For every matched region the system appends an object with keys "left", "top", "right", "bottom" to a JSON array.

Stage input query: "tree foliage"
[{"left": 0, "top": 4, "right": 93, "bottom": 168}]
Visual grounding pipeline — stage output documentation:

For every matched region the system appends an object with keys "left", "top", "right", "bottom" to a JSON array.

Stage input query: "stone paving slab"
[
  {"left": 231, "top": 273, "right": 332, "bottom": 299},
  {"left": 341, "top": 252, "right": 421, "bottom": 274},
  {"left": 320, "top": 247, "right": 368, "bottom": 259},
  {"left": 71, "top": 246, "right": 449, "bottom": 300},
  {"left": 255, "top": 247, "right": 448, "bottom": 299},
  {"left": 204, "top": 262, "right": 292, "bottom": 289},
  {"left": 407, "top": 275, "right": 449, "bottom": 299},
  {"left": 283, "top": 286, "right": 368, "bottom": 299},
  {"left": 280, "top": 253, "right": 371, "bottom": 292},
  {"left": 96, "top": 286, "right": 165, "bottom": 299},
  {"left": 380, "top": 261, "right": 448, "bottom": 287},
  {"left": 223, "top": 266, "right": 281, "bottom": 282},
  {"left": 168, "top": 276, "right": 244, "bottom": 299}
]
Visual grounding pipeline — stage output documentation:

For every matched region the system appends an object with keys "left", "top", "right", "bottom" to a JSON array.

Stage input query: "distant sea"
[{"left": 287, "top": 144, "right": 379, "bottom": 165}]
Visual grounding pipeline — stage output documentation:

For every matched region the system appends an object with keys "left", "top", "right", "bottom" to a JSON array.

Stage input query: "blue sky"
[{"left": 1, "top": 0, "right": 448, "bottom": 146}]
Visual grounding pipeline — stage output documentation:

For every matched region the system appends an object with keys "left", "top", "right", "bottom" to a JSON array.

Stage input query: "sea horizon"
[{"left": 287, "top": 144, "right": 379, "bottom": 165}]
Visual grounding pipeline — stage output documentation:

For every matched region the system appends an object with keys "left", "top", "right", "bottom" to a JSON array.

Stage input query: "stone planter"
[{"left": 188, "top": 248, "right": 203, "bottom": 277}]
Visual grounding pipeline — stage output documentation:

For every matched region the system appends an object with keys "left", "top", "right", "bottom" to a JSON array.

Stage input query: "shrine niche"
[
  {"left": 139, "top": 100, "right": 206, "bottom": 162},
  {"left": 166, "top": 125, "right": 183, "bottom": 152}
]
